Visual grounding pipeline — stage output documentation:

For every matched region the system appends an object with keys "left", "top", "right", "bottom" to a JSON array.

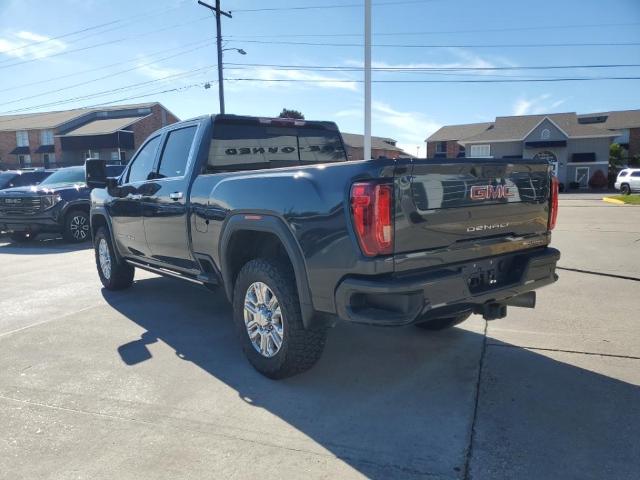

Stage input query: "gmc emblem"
[{"left": 470, "top": 185, "right": 514, "bottom": 201}]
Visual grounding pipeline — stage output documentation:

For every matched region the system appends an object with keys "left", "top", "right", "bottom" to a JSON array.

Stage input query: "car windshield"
[
  {"left": 39, "top": 167, "right": 85, "bottom": 186},
  {"left": 0, "top": 172, "right": 18, "bottom": 188}
]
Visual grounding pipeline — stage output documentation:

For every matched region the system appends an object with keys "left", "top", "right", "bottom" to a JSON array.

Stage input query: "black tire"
[
  {"left": 94, "top": 227, "right": 135, "bottom": 290},
  {"left": 232, "top": 258, "right": 328, "bottom": 379},
  {"left": 63, "top": 209, "right": 91, "bottom": 243},
  {"left": 414, "top": 312, "right": 472, "bottom": 331},
  {"left": 620, "top": 183, "right": 631, "bottom": 195},
  {"left": 9, "top": 232, "right": 35, "bottom": 243}
]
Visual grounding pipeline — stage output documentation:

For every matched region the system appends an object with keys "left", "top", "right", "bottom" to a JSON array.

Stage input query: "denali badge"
[
  {"left": 470, "top": 185, "right": 514, "bottom": 201},
  {"left": 4, "top": 198, "right": 22, "bottom": 204},
  {"left": 467, "top": 222, "right": 510, "bottom": 232}
]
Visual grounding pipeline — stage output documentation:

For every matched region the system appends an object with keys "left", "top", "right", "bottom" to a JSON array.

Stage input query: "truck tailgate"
[{"left": 394, "top": 159, "right": 551, "bottom": 266}]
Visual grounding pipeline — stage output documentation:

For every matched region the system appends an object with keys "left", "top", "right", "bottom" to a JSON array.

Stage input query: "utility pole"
[
  {"left": 198, "top": 0, "right": 232, "bottom": 114},
  {"left": 363, "top": 0, "right": 372, "bottom": 160}
]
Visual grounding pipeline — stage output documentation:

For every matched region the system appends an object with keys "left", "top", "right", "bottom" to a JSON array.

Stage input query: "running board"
[{"left": 126, "top": 259, "right": 204, "bottom": 285}]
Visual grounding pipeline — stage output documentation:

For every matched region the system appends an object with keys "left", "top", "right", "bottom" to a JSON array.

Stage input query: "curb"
[{"left": 602, "top": 197, "right": 626, "bottom": 205}]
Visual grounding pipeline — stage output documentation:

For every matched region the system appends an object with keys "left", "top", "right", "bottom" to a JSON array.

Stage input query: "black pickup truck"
[
  {"left": 0, "top": 164, "right": 124, "bottom": 243},
  {"left": 87, "top": 114, "right": 560, "bottom": 378}
]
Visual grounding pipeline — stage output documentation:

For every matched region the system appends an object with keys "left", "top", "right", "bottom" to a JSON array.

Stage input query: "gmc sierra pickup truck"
[
  {"left": 87, "top": 114, "right": 560, "bottom": 378},
  {"left": 0, "top": 164, "right": 124, "bottom": 243}
]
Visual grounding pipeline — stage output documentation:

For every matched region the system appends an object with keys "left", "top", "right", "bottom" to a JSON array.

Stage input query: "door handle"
[
  {"left": 169, "top": 192, "right": 183, "bottom": 201},
  {"left": 126, "top": 193, "right": 142, "bottom": 200}
]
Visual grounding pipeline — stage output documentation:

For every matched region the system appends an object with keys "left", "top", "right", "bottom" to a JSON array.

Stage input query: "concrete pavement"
[{"left": 0, "top": 197, "right": 638, "bottom": 479}]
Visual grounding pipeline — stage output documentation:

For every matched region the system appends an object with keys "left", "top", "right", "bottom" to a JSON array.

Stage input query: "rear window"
[{"left": 206, "top": 121, "right": 346, "bottom": 173}]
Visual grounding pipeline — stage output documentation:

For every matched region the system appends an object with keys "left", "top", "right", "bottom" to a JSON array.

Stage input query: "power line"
[
  {"left": 0, "top": 38, "right": 213, "bottom": 94},
  {"left": 231, "top": 0, "right": 435, "bottom": 12},
  {"left": 0, "top": 0, "right": 193, "bottom": 61},
  {"left": 226, "top": 21, "right": 640, "bottom": 38},
  {"left": 224, "top": 76, "right": 640, "bottom": 83},
  {"left": 0, "top": 16, "right": 212, "bottom": 70},
  {"left": 3, "top": 73, "right": 640, "bottom": 121},
  {"left": 0, "top": 43, "right": 211, "bottom": 107},
  {"left": 223, "top": 61, "right": 640, "bottom": 72},
  {"left": 229, "top": 39, "right": 640, "bottom": 49},
  {"left": 0, "top": 66, "right": 215, "bottom": 114}
]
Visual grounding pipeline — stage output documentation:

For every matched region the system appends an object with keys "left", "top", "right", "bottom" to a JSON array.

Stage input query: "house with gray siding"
[{"left": 426, "top": 111, "right": 631, "bottom": 188}]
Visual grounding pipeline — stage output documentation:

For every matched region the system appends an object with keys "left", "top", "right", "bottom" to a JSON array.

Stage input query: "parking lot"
[{"left": 0, "top": 194, "right": 638, "bottom": 480}]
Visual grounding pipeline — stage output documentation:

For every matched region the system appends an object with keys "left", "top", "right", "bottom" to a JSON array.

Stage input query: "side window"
[
  {"left": 631, "top": 171, "right": 640, "bottom": 177},
  {"left": 127, "top": 136, "right": 161, "bottom": 183},
  {"left": 157, "top": 126, "right": 197, "bottom": 178},
  {"left": 11, "top": 174, "right": 29, "bottom": 187}
]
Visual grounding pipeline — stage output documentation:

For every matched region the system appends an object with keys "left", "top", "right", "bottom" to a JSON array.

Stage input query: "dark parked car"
[
  {"left": 88, "top": 114, "right": 560, "bottom": 378},
  {"left": 0, "top": 164, "right": 124, "bottom": 243},
  {"left": 0, "top": 169, "right": 52, "bottom": 190}
]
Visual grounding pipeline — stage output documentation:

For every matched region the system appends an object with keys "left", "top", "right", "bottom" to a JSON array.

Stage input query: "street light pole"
[
  {"left": 214, "top": 0, "right": 225, "bottom": 114},
  {"left": 363, "top": 0, "right": 372, "bottom": 161},
  {"left": 197, "top": 0, "right": 232, "bottom": 114}
]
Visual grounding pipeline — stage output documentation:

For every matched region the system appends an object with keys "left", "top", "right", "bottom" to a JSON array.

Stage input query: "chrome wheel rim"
[
  {"left": 70, "top": 215, "right": 89, "bottom": 240},
  {"left": 98, "top": 238, "right": 111, "bottom": 280},
  {"left": 243, "top": 282, "right": 284, "bottom": 358}
]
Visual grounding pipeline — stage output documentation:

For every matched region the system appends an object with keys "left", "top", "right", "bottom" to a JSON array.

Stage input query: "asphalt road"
[{"left": 0, "top": 195, "right": 638, "bottom": 480}]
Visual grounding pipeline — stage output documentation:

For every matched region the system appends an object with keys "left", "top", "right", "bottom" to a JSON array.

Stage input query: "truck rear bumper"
[{"left": 334, "top": 247, "right": 560, "bottom": 326}]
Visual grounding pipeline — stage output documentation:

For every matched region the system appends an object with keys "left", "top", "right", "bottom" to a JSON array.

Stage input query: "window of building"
[
  {"left": 111, "top": 151, "right": 120, "bottom": 161},
  {"left": 457, "top": 145, "right": 466, "bottom": 158},
  {"left": 578, "top": 115, "right": 608, "bottom": 124},
  {"left": 541, "top": 128, "right": 551, "bottom": 140},
  {"left": 84, "top": 150, "right": 100, "bottom": 160},
  {"left": 571, "top": 153, "right": 596, "bottom": 163},
  {"left": 42, "top": 153, "right": 55, "bottom": 168},
  {"left": 18, "top": 154, "right": 31, "bottom": 167},
  {"left": 16, "top": 131, "right": 29, "bottom": 147},
  {"left": 40, "top": 130, "right": 54, "bottom": 145},
  {"left": 435, "top": 141, "right": 447, "bottom": 154},
  {"left": 470, "top": 144, "right": 491, "bottom": 157}
]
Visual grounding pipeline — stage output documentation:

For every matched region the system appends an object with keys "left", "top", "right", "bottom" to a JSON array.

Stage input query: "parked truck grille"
[{"left": 0, "top": 196, "right": 43, "bottom": 215}]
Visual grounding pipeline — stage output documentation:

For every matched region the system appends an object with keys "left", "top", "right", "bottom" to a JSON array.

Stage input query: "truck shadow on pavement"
[
  {"left": 102, "top": 276, "right": 640, "bottom": 480},
  {"left": 0, "top": 236, "right": 91, "bottom": 254}
]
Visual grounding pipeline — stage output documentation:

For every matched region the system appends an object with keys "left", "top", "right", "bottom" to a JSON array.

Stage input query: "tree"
[
  {"left": 278, "top": 108, "right": 305, "bottom": 120},
  {"left": 609, "top": 143, "right": 627, "bottom": 168}
]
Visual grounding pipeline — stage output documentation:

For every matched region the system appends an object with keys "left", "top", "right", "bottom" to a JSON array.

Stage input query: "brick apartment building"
[
  {"left": 341, "top": 132, "right": 412, "bottom": 159},
  {"left": 0, "top": 102, "right": 179, "bottom": 170}
]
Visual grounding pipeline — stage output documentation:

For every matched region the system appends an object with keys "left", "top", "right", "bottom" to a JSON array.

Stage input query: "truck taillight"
[
  {"left": 549, "top": 176, "right": 559, "bottom": 230},
  {"left": 350, "top": 182, "right": 393, "bottom": 256}
]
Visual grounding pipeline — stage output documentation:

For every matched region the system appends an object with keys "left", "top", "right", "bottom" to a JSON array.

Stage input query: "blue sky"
[{"left": 0, "top": 0, "right": 639, "bottom": 155}]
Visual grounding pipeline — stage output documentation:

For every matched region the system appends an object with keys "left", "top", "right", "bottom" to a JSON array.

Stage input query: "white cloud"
[
  {"left": 337, "top": 101, "right": 441, "bottom": 153},
  {"left": 512, "top": 94, "right": 567, "bottom": 116},
  {"left": 136, "top": 61, "right": 186, "bottom": 81},
  {"left": 0, "top": 31, "right": 67, "bottom": 59},
  {"left": 227, "top": 67, "right": 359, "bottom": 91},
  {"left": 345, "top": 47, "right": 513, "bottom": 76},
  {"left": 373, "top": 101, "right": 441, "bottom": 145}
]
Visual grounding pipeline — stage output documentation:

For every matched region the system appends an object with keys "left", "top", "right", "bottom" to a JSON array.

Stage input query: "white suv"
[{"left": 614, "top": 168, "right": 640, "bottom": 195}]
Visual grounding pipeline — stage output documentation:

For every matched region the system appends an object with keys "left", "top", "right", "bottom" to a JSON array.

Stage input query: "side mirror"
[{"left": 85, "top": 159, "right": 107, "bottom": 189}]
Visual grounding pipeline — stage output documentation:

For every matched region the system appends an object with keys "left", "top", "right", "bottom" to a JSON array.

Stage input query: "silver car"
[{"left": 614, "top": 168, "right": 640, "bottom": 195}]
